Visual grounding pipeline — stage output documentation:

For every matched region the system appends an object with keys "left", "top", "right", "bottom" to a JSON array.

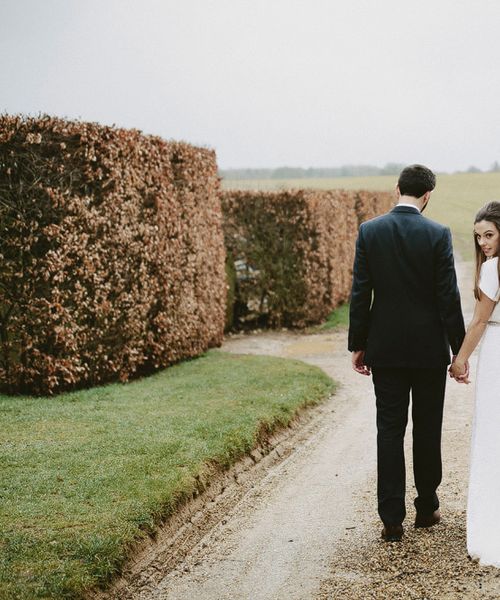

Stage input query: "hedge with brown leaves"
[
  {"left": 0, "top": 115, "right": 226, "bottom": 395},
  {"left": 222, "top": 189, "right": 394, "bottom": 329}
]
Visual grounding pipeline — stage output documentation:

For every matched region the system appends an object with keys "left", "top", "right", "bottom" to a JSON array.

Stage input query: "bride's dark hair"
[{"left": 473, "top": 201, "right": 500, "bottom": 300}]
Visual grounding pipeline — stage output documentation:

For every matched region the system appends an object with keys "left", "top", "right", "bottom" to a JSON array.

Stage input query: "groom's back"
[
  {"left": 364, "top": 208, "right": 445, "bottom": 303},
  {"left": 354, "top": 206, "right": 460, "bottom": 367}
]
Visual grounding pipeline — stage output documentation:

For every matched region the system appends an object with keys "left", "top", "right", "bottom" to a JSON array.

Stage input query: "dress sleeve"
[{"left": 479, "top": 258, "right": 500, "bottom": 301}]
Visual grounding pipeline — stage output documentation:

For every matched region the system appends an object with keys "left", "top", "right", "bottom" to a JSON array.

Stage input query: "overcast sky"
[{"left": 1, "top": 0, "right": 500, "bottom": 171}]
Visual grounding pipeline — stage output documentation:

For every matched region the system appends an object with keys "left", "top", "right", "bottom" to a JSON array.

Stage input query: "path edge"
[{"left": 86, "top": 392, "right": 339, "bottom": 600}]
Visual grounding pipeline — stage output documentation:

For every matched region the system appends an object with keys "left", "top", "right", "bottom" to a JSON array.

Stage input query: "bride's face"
[{"left": 474, "top": 220, "right": 500, "bottom": 257}]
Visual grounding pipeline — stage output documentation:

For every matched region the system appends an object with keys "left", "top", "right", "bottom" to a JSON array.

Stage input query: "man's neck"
[{"left": 397, "top": 195, "right": 422, "bottom": 211}]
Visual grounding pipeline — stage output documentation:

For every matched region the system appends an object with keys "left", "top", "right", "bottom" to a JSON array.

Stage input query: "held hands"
[
  {"left": 449, "top": 355, "right": 470, "bottom": 384},
  {"left": 351, "top": 351, "right": 469, "bottom": 382},
  {"left": 352, "top": 350, "right": 371, "bottom": 376}
]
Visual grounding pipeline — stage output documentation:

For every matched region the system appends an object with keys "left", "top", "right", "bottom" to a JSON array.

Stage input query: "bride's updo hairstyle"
[{"left": 473, "top": 200, "right": 500, "bottom": 300}]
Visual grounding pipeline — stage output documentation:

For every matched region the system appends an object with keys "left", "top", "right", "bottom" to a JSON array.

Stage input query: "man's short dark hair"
[{"left": 398, "top": 164, "right": 436, "bottom": 198}]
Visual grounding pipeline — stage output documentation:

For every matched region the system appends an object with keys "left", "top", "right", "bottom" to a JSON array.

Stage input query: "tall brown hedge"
[
  {"left": 353, "top": 190, "right": 395, "bottom": 226},
  {"left": 222, "top": 189, "right": 394, "bottom": 329},
  {"left": 0, "top": 115, "right": 226, "bottom": 395}
]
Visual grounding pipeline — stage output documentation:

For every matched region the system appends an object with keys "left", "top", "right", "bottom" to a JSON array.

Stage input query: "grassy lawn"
[
  {"left": 311, "top": 303, "right": 350, "bottom": 332},
  {"left": 0, "top": 350, "right": 333, "bottom": 599},
  {"left": 223, "top": 171, "right": 500, "bottom": 259}
]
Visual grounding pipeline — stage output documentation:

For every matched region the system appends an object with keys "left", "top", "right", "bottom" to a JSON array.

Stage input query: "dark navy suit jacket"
[{"left": 348, "top": 205, "right": 466, "bottom": 368}]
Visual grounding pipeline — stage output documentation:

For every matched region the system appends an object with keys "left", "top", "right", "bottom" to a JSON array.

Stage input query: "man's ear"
[{"left": 396, "top": 185, "right": 401, "bottom": 198}]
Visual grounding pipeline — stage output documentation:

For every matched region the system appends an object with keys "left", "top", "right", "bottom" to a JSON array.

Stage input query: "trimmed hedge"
[
  {"left": 222, "top": 189, "right": 394, "bottom": 329},
  {"left": 353, "top": 189, "right": 395, "bottom": 226},
  {"left": 0, "top": 115, "right": 226, "bottom": 395}
]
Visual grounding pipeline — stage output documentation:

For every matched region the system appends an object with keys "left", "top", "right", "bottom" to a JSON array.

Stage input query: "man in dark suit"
[{"left": 348, "top": 164, "right": 466, "bottom": 542}]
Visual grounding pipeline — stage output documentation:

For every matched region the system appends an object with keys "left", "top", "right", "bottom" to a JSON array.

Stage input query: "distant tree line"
[
  {"left": 220, "top": 162, "right": 500, "bottom": 180},
  {"left": 219, "top": 163, "right": 406, "bottom": 180},
  {"left": 460, "top": 162, "right": 500, "bottom": 174}
]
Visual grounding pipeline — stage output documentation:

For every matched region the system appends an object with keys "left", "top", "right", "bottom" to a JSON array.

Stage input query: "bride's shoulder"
[
  {"left": 479, "top": 257, "right": 500, "bottom": 302},
  {"left": 481, "top": 256, "right": 499, "bottom": 271},
  {"left": 480, "top": 257, "right": 500, "bottom": 284}
]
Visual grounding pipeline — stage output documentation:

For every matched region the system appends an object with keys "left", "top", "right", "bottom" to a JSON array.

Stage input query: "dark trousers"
[{"left": 371, "top": 366, "right": 447, "bottom": 526}]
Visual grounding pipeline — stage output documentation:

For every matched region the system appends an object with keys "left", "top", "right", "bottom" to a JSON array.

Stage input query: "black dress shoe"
[
  {"left": 381, "top": 523, "right": 403, "bottom": 542},
  {"left": 414, "top": 509, "right": 441, "bottom": 528}
]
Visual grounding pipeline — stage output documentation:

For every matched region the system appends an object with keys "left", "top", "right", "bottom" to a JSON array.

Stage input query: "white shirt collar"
[{"left": 397, "top": 202, "right": 421, "bottom": 212}]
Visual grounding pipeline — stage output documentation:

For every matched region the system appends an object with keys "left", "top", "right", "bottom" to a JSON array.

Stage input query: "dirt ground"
[{"left": 96, "top": 260, "right": 500, "bottom": 600}]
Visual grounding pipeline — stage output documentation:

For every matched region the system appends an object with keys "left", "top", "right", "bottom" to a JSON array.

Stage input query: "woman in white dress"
[{"left": 450, "top": 200, "right": 500, "bottom": 566}]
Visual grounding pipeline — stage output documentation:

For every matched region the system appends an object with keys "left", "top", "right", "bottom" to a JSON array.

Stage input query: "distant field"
[{"left": 222, "top": 172, "right": 500, "bottom": 260}]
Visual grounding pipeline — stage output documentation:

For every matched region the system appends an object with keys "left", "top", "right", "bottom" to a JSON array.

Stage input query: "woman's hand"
[{"left": 449, "top": 358, "right": 470, "bottom": 384}]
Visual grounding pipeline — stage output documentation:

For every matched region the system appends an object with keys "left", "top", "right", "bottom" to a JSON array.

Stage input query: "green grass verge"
[
  {"left": 223, "top": 172, "right": 500, "bottom": 259},
  {"left": 0, "top": 350, "right": 333, "bottom": 599},
  {"left": 311, "top": 303, "right": 350, "bottom": 332}
]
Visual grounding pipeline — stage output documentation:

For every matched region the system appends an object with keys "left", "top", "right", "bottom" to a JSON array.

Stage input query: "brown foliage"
[
  {"left": 0, "top": 115, "right": 226, "bottom": 395},
  {"left": 222, "top": 189, "right": 394, "bottom": 329}
]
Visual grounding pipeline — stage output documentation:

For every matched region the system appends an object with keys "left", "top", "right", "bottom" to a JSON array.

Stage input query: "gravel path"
[{"left": 102, "top": 260, "right": 500, "bottom": 599}]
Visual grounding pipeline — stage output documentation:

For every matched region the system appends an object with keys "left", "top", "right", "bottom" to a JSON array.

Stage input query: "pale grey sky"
[{"left": 1, "top": 0, "right": 500, "bottom": 171}]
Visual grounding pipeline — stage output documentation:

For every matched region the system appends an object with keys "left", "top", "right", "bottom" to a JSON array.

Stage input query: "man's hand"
[
  {"left": 352, "top": 350, "right": 371, "bottom": 376},
  {"left": 449, "top": 355, "right": 470, "bottom": 384}
]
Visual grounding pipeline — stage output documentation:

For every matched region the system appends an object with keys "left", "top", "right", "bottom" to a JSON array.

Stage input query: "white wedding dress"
[{"left": 467, "top": 256, "right": 500, "bottom": 566}]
